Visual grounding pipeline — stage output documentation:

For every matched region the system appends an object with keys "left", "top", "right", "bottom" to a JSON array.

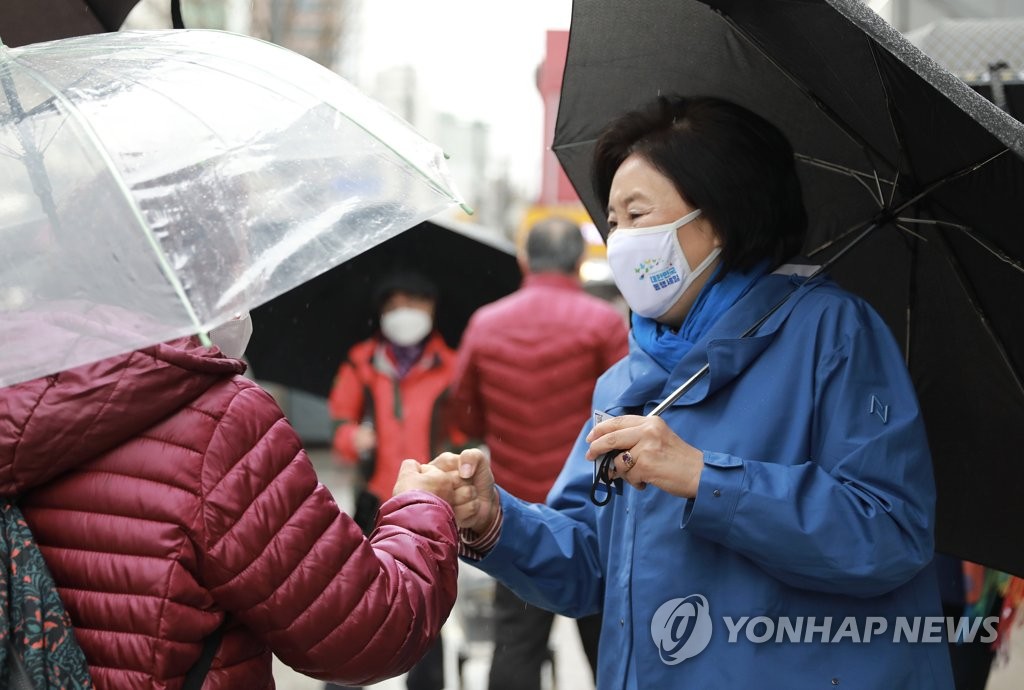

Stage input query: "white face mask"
[
  {"left": 380, "top": 307, "right": 433, "bottom": 346},
  {"left": 208, "top": 311, "right": 253, "bottom": 359},
  {"left": 607, "top": 209, "right": 721, "bottom": 318}
]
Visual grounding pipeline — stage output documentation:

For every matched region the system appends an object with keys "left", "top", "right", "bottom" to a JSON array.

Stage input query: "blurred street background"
[{"left": 120, "top": 0, "right": 1024, "bottom": 275}]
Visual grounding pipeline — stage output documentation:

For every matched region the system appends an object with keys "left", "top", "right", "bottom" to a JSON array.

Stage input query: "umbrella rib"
[
  {"left": 866, "top": 36, "right": 910, "bottom": 201},
  {"left": 888, "top": 169, "right": 901, "bottom": 207},
  {"left": 10, "top": 56, "right": 211, "bottom": 345},
  {"left": 899, "top": 218, "right": 1024, "bottom": 275},
  {"left": 28, "top": 76, "right": 91, "bottom": 155},
  {"left": 894, "top": 222, "right": 928, "bottom": 243},
  {"left": 809, "top": 148, "right": 1014, "bottom": 261},
  {"left": 1, "top": 60, "right": 61, "bottom": 234},
  {"left": 871, "top": 168, "right": 885, "bottom": 209},
  {"left": 933, "top": 228, "right": 1024, "bottom": 399},
  {"left": 795, "top": 154, "right": 889, "bottom": 207},
  {"left": 0, "top": 95, "right": 67, "bottom": 158},
  {"left": 719, "top": 14, "right": 897, "bottom": 176}
]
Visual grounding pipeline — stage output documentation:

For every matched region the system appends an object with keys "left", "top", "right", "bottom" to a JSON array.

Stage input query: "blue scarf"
[{"left": 631, "top": 260, "right": 771, "bottom": 373}]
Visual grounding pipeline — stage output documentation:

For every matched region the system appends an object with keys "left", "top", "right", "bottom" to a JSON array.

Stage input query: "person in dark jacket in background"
[
  {"left": 449, "top": 217, "right": 628, "bottom": 690},
  {"left": 1, "top": 309, "right": 459, "bottom": 690}
]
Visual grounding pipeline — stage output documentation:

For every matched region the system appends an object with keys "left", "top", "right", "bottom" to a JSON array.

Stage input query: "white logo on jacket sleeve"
[{"left": 651, "top": 594, "right": 713, "bottom": 664}]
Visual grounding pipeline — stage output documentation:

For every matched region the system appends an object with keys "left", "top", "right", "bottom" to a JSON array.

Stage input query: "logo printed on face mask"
[
  {"left": 647, "top": 266, "right": 682, "bottom": 291},
  {"left": 634, "top": 257, "right": 664, "bottom": 280}
]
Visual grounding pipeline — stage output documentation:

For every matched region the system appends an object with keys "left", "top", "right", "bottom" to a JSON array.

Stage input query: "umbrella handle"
[{"left": 171, "top": 0, "right": 186, "bottom": 29}]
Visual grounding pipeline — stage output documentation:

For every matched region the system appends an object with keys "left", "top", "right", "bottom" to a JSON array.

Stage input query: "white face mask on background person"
[
  {"left": 606, "top": 209, "right": 721, "bottom": 318},
  {"left": 208, "top": 311, "right": 253, "bottom": 359},
  {"left": 380, "top": 307, "right": 433, "bottom": 346}
]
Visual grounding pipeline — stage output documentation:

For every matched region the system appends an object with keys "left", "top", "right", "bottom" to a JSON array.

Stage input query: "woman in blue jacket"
[{"left": 437, "top": 96, "right": 955, "bottom": 688}]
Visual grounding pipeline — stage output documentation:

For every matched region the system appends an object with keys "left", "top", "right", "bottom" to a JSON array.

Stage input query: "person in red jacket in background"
[
  {"left": 327, "top": 271, "right": 465, "bottom": 690},
  {"left": 449, "top": 217, "right": 629, "bottom": 690},
  {"left": 1, "top": 308, "right": 459, "bottom": 690}
]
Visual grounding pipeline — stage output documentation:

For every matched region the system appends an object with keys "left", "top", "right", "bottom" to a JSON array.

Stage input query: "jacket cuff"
[
  {"left": 382, "top": 489, "right": 456, "bottom": 516},
  {"left": 332, "top": 422, "right": 358, "bottom": 462},
  {"left": 681, "top": 451, "right": 745, "bottom": 544},
  {"left": 458, "top": 489, "right": 503, "bottom": 561}
]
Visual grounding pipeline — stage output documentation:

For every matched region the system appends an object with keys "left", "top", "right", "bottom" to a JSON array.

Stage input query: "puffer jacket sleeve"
[{"left": 197, "top": 380, "right": 458, "bottom": 686}]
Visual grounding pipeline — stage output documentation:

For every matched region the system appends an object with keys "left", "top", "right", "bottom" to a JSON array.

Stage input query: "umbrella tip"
[{"left": 459, "top": 202, "right": 475, "bottom": 216}]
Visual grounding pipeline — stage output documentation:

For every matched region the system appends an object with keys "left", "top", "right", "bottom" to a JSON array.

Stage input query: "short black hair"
[
  {"left": 371, "top": 270, "right": 438, "bottom": 317},
  {"left": 592, "top": 95, "right": 807, "bottom": 274},
  {"left": 525, "top": 217, "right": 585, "bottom": 274}
]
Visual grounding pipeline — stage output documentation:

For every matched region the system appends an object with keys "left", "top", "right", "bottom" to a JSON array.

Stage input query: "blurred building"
[
  {"left": 906, "top": 17, "right": 1024, "bottom": 119},
  {"left": 869, "top": 0, "right": 1024, "bottom": 32},
  {"left": 520, "top": 30, "right": 610, "bottom": 284},
  {"left": 249, "top": 0, "right": 346, "bottom": 69},
  {"left": 125, "top": 0, "right": 346, "bottom": 70}
]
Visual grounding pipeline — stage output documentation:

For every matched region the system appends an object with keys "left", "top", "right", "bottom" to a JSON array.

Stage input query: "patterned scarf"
[
  {"left": 0, "top": 499, "right": 93, "bottom": 689},
  {"left": 386, "top": 341, "right": 427, "bottom": 379}
]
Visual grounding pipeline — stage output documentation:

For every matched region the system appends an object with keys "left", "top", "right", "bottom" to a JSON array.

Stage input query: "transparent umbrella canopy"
[{"left": 0, "top": 29, "right": 466, "bottom": 388}]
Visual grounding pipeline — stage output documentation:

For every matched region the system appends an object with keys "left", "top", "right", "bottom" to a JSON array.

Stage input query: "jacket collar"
[{"left": 372, "top": 331, "right": 450, "bottom": 378}]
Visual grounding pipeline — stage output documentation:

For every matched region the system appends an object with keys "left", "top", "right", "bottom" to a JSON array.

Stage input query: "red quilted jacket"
[
  {"left": 0, "top": 336, "right": 458, "bottom": 689},
  {"left": 450, "top": 273, "right": 629, "bottom": 503}
]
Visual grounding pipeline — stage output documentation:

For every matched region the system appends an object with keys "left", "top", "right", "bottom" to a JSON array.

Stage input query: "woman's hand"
[
  {"left": 392, "top": 459, "right": 456, "bottom": 504},
  {"left": 431, "top": 449, "right": 498, "bottom": 533},
  {"left": 585, "top": 415, "right": 704, "bottom": 499}
]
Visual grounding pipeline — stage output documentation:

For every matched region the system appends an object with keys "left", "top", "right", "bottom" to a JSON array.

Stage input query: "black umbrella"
[
  {"left": 246, "top": 216, "right": 522, "bottom": 398},
  {"left": 554, "top": 0, "right": 1024, "bottom": 575},
  {"left": 0, "top": 0, "right": 182, "bottom": 48}
]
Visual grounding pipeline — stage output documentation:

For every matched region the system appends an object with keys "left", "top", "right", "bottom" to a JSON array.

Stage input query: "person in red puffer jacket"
[
  {"left": 449, "top": 217, "right": 628, "bottom": 690},
  {"left": 0, "top": 312, "right": 459, "bottom": 690}
]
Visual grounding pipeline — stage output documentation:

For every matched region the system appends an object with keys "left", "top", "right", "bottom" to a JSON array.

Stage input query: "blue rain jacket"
[{"left": 470, "top": 271, "right": 955, "bottom": 689}]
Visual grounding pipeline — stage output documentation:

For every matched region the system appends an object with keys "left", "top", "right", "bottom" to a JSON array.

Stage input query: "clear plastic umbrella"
[{"left": 0, "top": 29, "right": 466, "bottom": 388}]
